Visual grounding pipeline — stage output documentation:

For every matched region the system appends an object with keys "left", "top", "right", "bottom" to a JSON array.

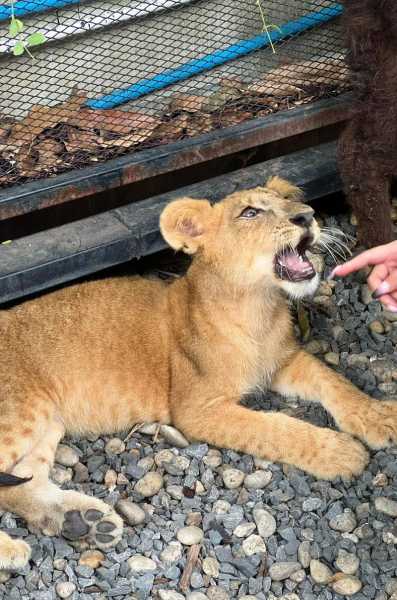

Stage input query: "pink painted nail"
[
  {"left": 373, "top": 281, "right": 390, "bottom": 298},
  {"left": 327, "top": 267, "right": 339, "bottom": 280},
  {"left": 385, "top": 305, "right": 397, "bottom": 313}
]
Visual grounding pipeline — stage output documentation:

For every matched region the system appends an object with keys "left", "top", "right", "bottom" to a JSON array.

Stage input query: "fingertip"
[
  {"left": 384, "top": 305, "right": 397, "bottom": 313},
  {"left": 327, "top": 267, "right": 340, "bottom": 280}
]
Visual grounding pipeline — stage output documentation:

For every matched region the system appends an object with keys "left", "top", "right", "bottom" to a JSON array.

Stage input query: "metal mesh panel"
[{"left": 0, "top": 0, "right": 348, "bottom": 188}]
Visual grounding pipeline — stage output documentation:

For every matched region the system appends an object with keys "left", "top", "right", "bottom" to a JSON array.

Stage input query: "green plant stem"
[
  {"left": 24, "top": 43, "right": 35, "bottom": 60},
  {"left": 256, "top": 0, "right": 277, "bottom": 54}
]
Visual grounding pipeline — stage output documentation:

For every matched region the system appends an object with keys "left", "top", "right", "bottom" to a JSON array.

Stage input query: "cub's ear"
[
  {"left": 265, "top": 176, "right": 304, "bottom": 201},
  {"left": 160, "top": 198, "right": 212, "bottom": 254}
]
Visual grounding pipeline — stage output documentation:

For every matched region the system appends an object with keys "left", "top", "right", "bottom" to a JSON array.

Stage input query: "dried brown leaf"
[
  {"left": 151, "top": 114, "right": 189, "bottom": 142},
  {"left": 185, "top": 113, "right": 214, "bottom": 136},
  {"left": 202, "top": 89, "right": 242, "bottom": 112},
  {"left": 18, "top": 144, "right": 38, "bottom": 177},
  {"left": 36, "top": 138, "right": 63, "bottom": 170},
  {"left": 0, "top": 125, "right": 12, "bottom": 144},
  {"left": 218, "top": 110, "right": 252, "bottom": 128},
  {"left": 69, "top": 109, "right": 161, "bottom": 135},
  {"left": 100, "top": 131, "right": 147, "bottom": 149},
  {"left": 297, "top": 303, "right": 311, "bottom": 342},
  {"left": 219, "top": 77, "right": 247, "bottom": 92},
  {"left": 7, "top": 90, "right": 87, "bottom": 148},
  {"left": 248, "top": 53, "right": 347, "bottom": 97},
  {"left": 248, "top": 80, "right": 301, "bottom": 96},
  {"left": 64, "top": 127, "right": 100, "bottom": 153},
  {"left": 168, "top": 94, "right": 206, "bottom": 114}
]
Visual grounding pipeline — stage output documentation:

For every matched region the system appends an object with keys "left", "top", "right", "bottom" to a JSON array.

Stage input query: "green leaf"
[
  {"left": 9, "top": 18, "right": 24, "bottom": 37},
  {"left": 12, "top": 41, "right": 25, "bottom": 56},
  {"left": 266, "top": 24, "right": 282, "bottom": 33},
  {"left": 297, "top": 304, "right": 311, "bottom": 342},
  {"left": 26, "top": 32, "right": 46, "bottom": 47}
]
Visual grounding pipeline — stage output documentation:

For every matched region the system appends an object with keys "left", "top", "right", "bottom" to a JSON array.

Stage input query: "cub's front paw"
[
  {"left": 305, "top": 430, "right": 369, "bottom": 480},
  {"left": 356, "top": 400, "right": 397, "bottom": 449}
]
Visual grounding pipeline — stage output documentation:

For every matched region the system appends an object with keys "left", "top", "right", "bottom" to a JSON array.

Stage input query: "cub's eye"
[{"left": 239, "top": 206, "right": 263, "bottom": 219}]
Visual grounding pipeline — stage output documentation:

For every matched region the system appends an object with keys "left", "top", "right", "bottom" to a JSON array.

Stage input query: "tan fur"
[{"left": 0, "top": 177, "right": 396, "bottom": 570}]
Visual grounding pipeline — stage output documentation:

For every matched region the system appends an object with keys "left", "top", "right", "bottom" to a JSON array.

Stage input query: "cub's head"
[{"left": 160, "top": 177, "right": 326, "bottom": 299}]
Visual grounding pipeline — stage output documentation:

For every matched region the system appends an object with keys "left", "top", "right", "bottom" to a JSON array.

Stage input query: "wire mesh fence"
[{"left": 0, "top": 0, "right": 348, "bottom": 188}]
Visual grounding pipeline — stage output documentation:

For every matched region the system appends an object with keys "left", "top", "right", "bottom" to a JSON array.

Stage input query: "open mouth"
[{"left": 274, "top": 234, "right": 316, "bottom": 282}]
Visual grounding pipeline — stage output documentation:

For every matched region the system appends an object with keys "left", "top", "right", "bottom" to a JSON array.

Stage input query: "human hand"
[{"left": 330, "top": 240, "right": 397, "bottom": 312}]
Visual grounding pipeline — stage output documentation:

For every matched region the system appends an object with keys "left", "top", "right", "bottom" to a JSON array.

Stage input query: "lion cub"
[{"left": 0, "top": 176, "right": 396, "bottom": 571}]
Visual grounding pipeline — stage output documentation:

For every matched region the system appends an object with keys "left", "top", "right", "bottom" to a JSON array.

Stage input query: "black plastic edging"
[{"left": 0, "top": 141, "right": 340, "bottom": 304}]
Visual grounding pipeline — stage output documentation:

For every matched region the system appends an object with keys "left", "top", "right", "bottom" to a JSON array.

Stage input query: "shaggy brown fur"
[
  {"left": 1, "top": 178, "right": 397, "bottom": 572},
  {"left": 338, "top": 0, "right": 397, "bottom": 246}
]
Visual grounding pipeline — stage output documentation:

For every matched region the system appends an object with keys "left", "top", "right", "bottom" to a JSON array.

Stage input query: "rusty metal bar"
[{"left": 0, "top": 94, "right": 352, "bottom": 221}]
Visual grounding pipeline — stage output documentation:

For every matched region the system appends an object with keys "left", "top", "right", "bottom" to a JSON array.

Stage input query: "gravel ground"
[{"left": 1, "top": 208, "right": 397, "bottom": 600}]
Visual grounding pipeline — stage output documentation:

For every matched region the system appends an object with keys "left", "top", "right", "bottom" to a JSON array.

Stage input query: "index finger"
[{"left": 330, "top": 244, "right": 392, "bottom": 278}]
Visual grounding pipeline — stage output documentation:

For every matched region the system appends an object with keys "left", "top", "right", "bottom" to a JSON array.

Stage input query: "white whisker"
[
  {"left": 317, "top": 240, "right": 339, "bottom": 265},
  {"left": 318, "top": 228, "right": 353, "bottom": 265},
  {"left": 321, "top": 226, "right": 356, "bottom": 244}
]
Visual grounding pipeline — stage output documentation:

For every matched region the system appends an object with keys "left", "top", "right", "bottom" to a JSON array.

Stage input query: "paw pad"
[
  {"left": 96, "top": 521, "right": 116, "bottom": 533},
  {"left": 85, "top": 509, "right": 103, "bottom": 522},
  {"left": 62, "top": 507, "right": 122, "bottom": 549},
  {"left": 62, "top": 510, "right": 90, "bottom": 540}
]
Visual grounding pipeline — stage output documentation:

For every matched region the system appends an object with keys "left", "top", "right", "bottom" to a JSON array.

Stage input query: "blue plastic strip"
[
  {"left": 0, "top": 0, "right": 84, "bottom": 21},
  {"left": 86, "top": 3, "right": 343, "bottom": 109}
]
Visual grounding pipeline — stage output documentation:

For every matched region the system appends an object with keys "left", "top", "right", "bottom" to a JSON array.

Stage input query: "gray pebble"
[
  {"left": 310, "top": 559, "right": 332, "bottom": 584},
  {"left": 253, "top": 508, "right": 276, "bottom": 538},
  {"left": 332, "top": 575, "right": 363, "bottom": 595},
  {"left": 374, "top": 497, "right": 397, "bottom": 517},
  {"left": 177, "top": 526, "right": 204, "bottom": 545},
  {"left": 242, "top": 534, "right": 267, "bottom": 556},
  {"left": 329, "top": 509, "right": 357, "bottom": 532},
  {"left": 335, "top": 549, "right": 360, "bottom": 575},
  {"left": 55, "top": 582, "right": 76, "bottom": 598},
  {"left": 158, "top": 590, "right": 185, "bottom": 600},
  {"left": 127, "top": 555, "right": 156, "bottom": 573},
  {"left": 222, "top": 468, "right": 245, "bottom": 489},
  {"left": 302, "top": 497, "right": 322, "bottom": 512},
  {"left": 206, "top": 587, "right": 229, "bottom": 600},
  {"left": 298, "top": 541, "right": 311, "bottom": 568},
  {"left": 269, "top": 562, "right": 301, "bottom": 581},
  {"left": 55, "top": 445, "right": 79, "bottom": 467},
  {"left": 135, "top": 472, "right": 163, "bottom": 497},
  {"left": 244, "top": 470, "right": 272, "bottom": 489}
]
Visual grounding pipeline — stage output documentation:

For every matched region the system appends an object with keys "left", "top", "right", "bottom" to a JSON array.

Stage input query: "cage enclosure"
[
  {"left": 0, "top": 0, "right": 348, "bottom": 189},
  {"left": 0, "top": 0, "right": 351, "bottom": 302}
]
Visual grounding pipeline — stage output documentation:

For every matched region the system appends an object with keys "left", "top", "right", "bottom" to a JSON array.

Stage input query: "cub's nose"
[{"left": 289, "top": 210, "right": 314, "bottom": 228}]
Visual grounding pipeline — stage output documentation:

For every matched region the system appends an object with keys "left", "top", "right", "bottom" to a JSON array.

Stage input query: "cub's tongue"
[
  {"left": 279, "top": 251, "right": 308, "bottom": 273},
  {"left": 275, "top": 249, "right": 315, "bottom": 281}
]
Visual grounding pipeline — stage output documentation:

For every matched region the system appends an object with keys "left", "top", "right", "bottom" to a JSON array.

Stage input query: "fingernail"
[
  {"left": 327, "top": 267, "right": 339, "bottom": 280},
  {"left": 385, "top": 305, "right": 397, "bottom": 313},
  {"left": 372, "top": 281, "right": 390, "bottom": 298}
]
